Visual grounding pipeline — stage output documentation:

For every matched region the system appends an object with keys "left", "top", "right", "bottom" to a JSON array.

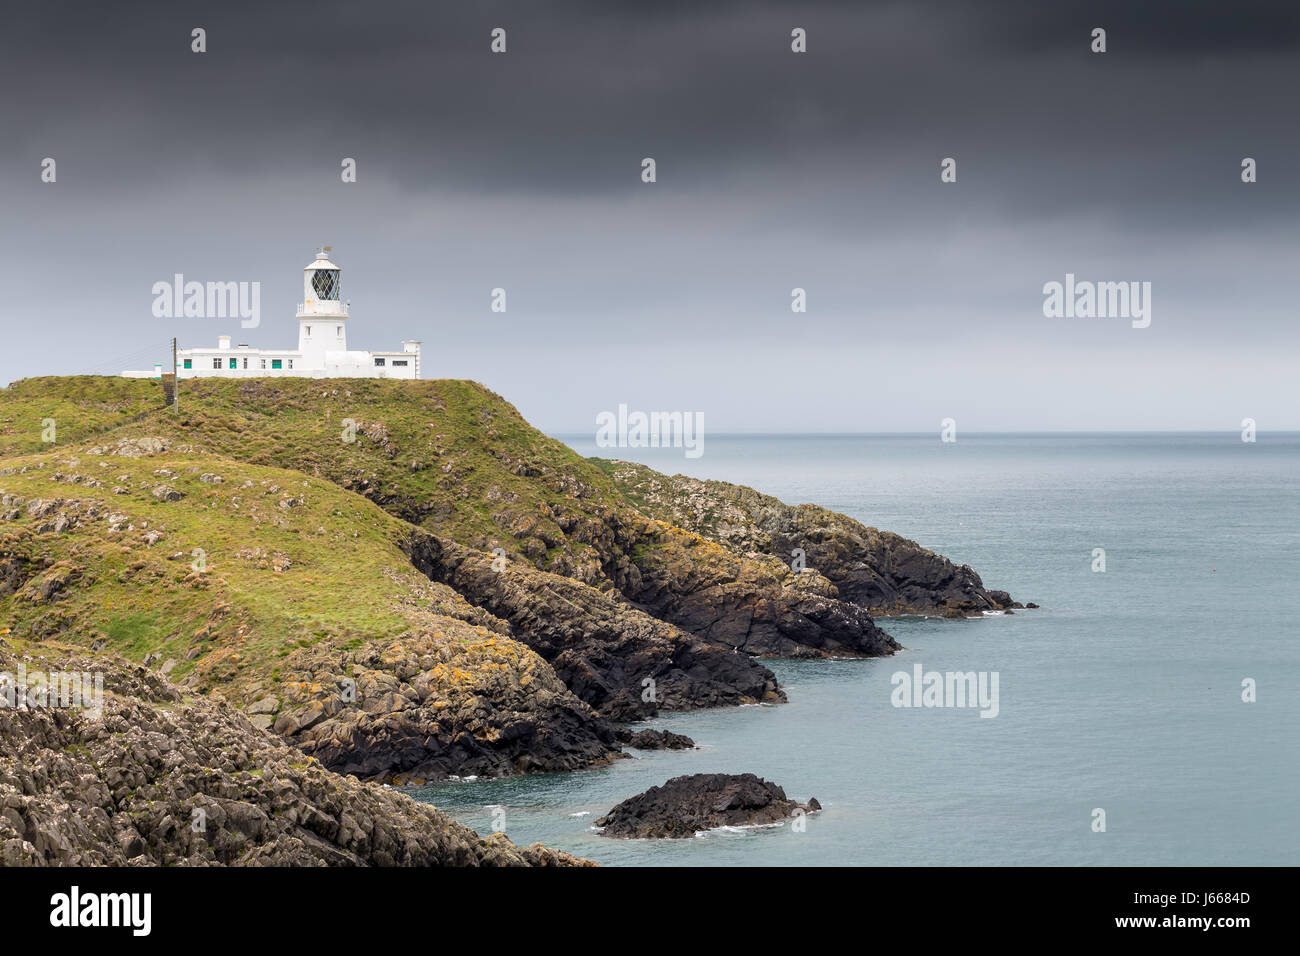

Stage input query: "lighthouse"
[
  {"left": 297, "top": 248, "right": 348, "bottom": 368},
  {"left": 123, "top": 248, "right": 422, "bottom": 380}
]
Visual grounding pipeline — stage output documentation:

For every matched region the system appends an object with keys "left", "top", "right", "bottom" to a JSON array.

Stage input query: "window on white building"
[
  {"left": 261, "top": 359, "right": 266, "bottom": 369},
  {"left": 336, "top": 326, "right": 342, "bottom": 335},
  {"left": 374, "top": 357, "right": 385, "bottom": 366},
  {"left": 305, "top": 326, "right": 311, "bottom": 336},
  {"left": 392, "top": 360, "right": 408, "bottom": 367},
  {"left": 288, "top": 359, "right": 294, "bottom": 369},
  {"left": 311, "top": 269, "right": 340, "bottom": 300},
  {"left": 212, "top": 358, "right": 221, "bottom": 369}
]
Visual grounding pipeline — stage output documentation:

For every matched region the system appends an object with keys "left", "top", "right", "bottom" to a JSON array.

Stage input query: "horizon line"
[{"left": 549, "top": 429, "right": 1300, "bottom": 437}]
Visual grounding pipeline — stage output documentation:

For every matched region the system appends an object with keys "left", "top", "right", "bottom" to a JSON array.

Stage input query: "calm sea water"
[{"left": 412, "top": 434, "right": 1300, "bottom": 866}]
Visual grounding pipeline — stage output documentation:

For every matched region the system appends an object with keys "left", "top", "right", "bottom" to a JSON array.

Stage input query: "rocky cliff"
[
  {"left": 601, "top": 459, "right": 1023, "bottom": 617},
  {"left": 0, "top": 641, "right": 589, "bottom": 866},
  {"left": 0, "top": 376, "right": 1021, "bottom": 803}
]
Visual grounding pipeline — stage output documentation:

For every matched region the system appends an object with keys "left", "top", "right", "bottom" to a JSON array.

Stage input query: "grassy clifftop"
[
  {"left": 0, "top": 376, "right": 162, "bottom": 455},
  {"left": 1, "top": 377, "right": 926, "bottom": 660},
  {"left": 1, "top": 376, "right": 629, "bottom": 584},
  {"left": 2, "top": 439, "right": 459, "bottom": 671}
]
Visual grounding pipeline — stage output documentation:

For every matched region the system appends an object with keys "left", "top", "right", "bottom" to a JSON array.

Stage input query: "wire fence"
[{"left": 73, "top": 341, "right": 174, "bottom": 378}]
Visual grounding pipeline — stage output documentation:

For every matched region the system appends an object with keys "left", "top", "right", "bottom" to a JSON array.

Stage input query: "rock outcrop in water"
[
  {"left": 595, "top": 773, "right": 819, "bottom": 838},
  {"left": 619, "top": 728, "right": 696, "bottom": 750}
]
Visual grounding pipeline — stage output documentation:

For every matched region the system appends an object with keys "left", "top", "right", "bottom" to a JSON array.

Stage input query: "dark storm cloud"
[
  {"left": 1, "top": 0, "right": 1297, "bottom": 429},
  {"left": 983, "top": 0, "right": 1300, "bottom": 54},
  {"left": 7, "top": 0, "right": 1299, "bottom": 203}
]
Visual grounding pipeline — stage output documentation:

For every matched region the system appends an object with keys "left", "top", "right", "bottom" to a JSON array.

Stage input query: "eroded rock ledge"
[
  {"left": 618, "top": 523, "right": 901, "bottom": 656},
  {"left": 603, "top": 460, "right": 1026, "bottom": 617},
  {"left": 406, "top": 531, "right": 785, "bottom": 720}
]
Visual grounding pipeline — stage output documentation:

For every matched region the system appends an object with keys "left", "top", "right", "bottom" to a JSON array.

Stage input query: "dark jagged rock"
[
  {"left": 0, "top": 644, "right": 591, "bottom": 866},
  {"left": 273, "top": 631, "right": 626, "bottom": 785},
  {"left": 595, "top": 772, "right": 818, "bottom": 839},
  {"left": 406, "top": 531, "right": 784, "bottom": 720},
  {"left": 618, "top": 728, "right": 696, "bottom": 750},
  {"left": 621, "top": 525, "right": 900, "bottom": 657}
]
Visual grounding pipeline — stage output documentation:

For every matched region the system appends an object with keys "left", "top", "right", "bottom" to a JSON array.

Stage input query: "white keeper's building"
[{"left": 124, "top": 250, "right": 421, "bottom": 379}]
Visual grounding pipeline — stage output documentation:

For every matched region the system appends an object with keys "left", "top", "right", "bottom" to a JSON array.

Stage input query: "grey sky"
[{"left": 3, "top": 0, "right": 1297, "bottom": 431}]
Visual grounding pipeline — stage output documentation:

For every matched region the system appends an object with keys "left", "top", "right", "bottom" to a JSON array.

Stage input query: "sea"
[{"left": 411, "top": 433, "right": 1300, "bottom": 866}]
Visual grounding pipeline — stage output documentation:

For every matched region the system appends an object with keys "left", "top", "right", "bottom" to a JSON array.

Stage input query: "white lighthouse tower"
[{"left": 297, "top": 248, "right": 347, "bottom": 368}]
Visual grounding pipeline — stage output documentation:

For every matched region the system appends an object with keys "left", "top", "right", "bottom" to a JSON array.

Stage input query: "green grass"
[
  {"left": 0, "top": 376, "right": 162, "bottom": 456},
  {"left": 0, "top": 376, "right": 643, "bottom": 581},
  {"left": 0, "top": 440, "right": 438, "bottom": 691},
  {"left": 104, "top": 612, "right": 165, "bottom": 656}
]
